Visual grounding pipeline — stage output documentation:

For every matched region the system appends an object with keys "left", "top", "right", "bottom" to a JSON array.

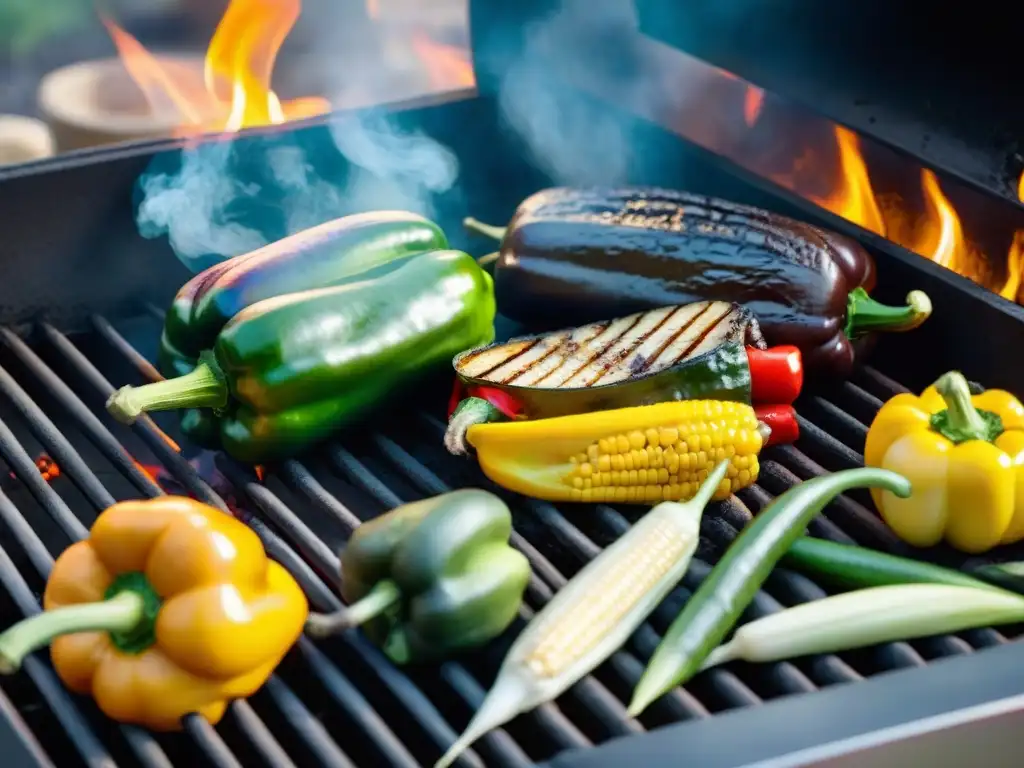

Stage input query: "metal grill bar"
[{"left": 0, "top": 309, "right": 1015, "bottom": 768}]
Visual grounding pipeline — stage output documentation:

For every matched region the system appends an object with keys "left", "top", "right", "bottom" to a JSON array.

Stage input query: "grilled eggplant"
[
  {"left": 444, "top": 301, "right": 804, "bottom": 455},
  {"left": 465, "top": 187, "right": 932, "bottom": 382}
]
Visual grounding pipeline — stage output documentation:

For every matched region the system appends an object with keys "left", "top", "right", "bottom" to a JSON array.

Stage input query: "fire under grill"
[{"left": 0, "top": 303, "right": 1016, "bottom": 768}]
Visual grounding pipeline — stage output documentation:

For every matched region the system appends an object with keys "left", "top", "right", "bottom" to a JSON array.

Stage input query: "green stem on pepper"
[
  {"left": 464, "top": 218, "right": 507, "bottom": 241},
  {"left": 106, "top": 351, "right": 229, "bottom": 424},
  {"left": 844, "top": 288, "right": 932, "bottom": 338},
  {"left": 930, "top": 371, "right": 1003, "bottom": 444},
  {"left": 476, "top": 252, "right": 500, "bottom": 268},
  {"left": 444, "top": 397, "right": 508, "bottom": 457},
  {"left": 0, "top": 575, "right": 160, "bottom": 674},
  {"left": 304, "top": 579, "right": 403, "bottom": 638}
]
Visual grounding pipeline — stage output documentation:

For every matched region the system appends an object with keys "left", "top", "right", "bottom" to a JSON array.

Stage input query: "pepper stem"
[
  {"left": 444, "top": 397, "right": 507, "bottom": 457},
  {"left": 106, "top": 351, "right": 228, "bottom": 424},
  {"left": 930, "top": 371, "right": 1004, "bottom": 444},
  {"left": 0, "top": 591, "right": 145, "bottom": 674},
  {"left": 844, "top": 288, "right": 932, "bottom": 338},
  {"left": 305, "top": 579, "right": 403, "bottom": 638},
  {"left": 463, "top": 217, "right": 507, "bottom": 241},
  {"left": 476, "top": 251, "right": 500, "bottom": 268}
]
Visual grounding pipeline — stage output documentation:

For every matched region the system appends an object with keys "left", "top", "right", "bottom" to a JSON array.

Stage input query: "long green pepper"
[
  {"left": 628, "top": 467, "right": 912, "bottom": 716},
  {"left": 107, "top": 250, "right": 496, "bottom": 463}
]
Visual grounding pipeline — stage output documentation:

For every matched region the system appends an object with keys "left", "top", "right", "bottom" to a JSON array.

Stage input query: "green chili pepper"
[
  {"left": 964, "top": 561, "right": 1024, "bottom": 595},
  {"left": 159, "top": 211, "right": 447, "bottom": 448},
  {"left": 106, "top": 250, "right": 496, "bottom": 463},
  {"left": 628, "top": 467, "right": 912, "bottom": 716},
  {"left": 784, "top": 537, "right": 1003, "bottom": 593},
  {"left": 305, "top": 489, "right": 530, "bottom": 664}
]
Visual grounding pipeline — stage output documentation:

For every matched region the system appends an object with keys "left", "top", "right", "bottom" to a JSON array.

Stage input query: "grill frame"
[{"left": 0, "top": 60, "right": 1021, "bottom": 768}]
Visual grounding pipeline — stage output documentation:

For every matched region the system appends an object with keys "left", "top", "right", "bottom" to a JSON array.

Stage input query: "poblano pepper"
[
  {"left": 160, "top": 211, "right": 447, "bottom": 448},
  {"left": 106, "top": 250, "right": 496, "bottom": 463},
  {"left": 305, "top": 489, "right": 531, "bottom": 664}
]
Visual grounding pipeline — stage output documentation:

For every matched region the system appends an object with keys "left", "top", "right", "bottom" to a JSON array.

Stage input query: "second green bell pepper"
[
  {"left": 305, "top": 489, "right": 531, "bottom": 664},
  {"left": 106, "top": 250, "right": 496, "bottom": 463}
]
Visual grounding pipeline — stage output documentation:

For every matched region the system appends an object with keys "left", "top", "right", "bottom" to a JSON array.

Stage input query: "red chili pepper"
[
  {"left": 746, "top": 346, "right": 803, "bottom": 405},
  {"left": 754, "top": 404, "right": 800, "bottom": 446},
  {"left": 447, "top": 379, "right": 525, "bottom": 420}
]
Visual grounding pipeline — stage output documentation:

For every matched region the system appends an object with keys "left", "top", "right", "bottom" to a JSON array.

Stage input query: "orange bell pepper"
[{"left": 0, "top": 497, "right": 308, "bottom": 731}]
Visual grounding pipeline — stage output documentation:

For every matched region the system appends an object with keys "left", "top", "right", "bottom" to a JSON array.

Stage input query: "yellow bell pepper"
[{"left": 864, "top": 371, "right": 1024, "bottom": 553}]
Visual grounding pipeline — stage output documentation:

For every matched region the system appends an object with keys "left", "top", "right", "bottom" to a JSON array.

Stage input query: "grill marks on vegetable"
[{"left": 457, "top": 301, "right": 747, "bottom": 389}]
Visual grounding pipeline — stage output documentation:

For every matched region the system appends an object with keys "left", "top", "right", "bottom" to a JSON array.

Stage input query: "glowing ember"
[
  {"left": 102, "top": 0, "right": 330, "bottom": 136},
  {"left": 742, "top": 86, "right": 764, "bottom": 129}
]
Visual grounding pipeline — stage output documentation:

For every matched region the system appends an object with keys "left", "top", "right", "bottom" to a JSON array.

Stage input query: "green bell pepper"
[
  {"left": 106, "top": 250, "right": 496, "bottom": 463},
  {"left": 158, "top": 211, "right": 448, "bottom": 449},
  {"left": 305, "top": 489, "right": 531, "bottom": 664}
]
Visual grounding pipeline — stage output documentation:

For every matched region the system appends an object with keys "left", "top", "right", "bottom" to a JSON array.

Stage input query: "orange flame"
[
  {"left": 104, "top": 0, "right": 329, "bottom": 135},
  {"left": 743, "top": 86, "right": 764, "bottom": 128},
  {"left": 410, "top": 32, "right": 476, "bottom": 91}
]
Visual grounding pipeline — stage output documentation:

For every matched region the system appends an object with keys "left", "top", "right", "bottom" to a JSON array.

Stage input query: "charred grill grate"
[{"left": 0, "top": 304, "right": 1014, "bottom": 768}]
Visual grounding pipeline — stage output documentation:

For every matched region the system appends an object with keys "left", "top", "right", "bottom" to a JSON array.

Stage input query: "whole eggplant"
[{"left": 467, "top": 187, "right": 932, "bottom": 381}]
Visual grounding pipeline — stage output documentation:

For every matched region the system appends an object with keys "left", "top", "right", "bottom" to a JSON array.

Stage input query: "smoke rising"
[
  {"left": 136, "top": 112, "right": 459, "bottom": 274},
  {"left": 496, "top": 0, "right": 645, "bottom": 186}
]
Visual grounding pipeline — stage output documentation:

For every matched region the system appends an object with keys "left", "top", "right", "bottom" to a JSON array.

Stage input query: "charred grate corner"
[{"left": 0, "top": 305, "right": 1011, "bottom": 768}]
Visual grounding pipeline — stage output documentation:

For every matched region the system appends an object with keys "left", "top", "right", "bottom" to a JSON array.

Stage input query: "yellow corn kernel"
[
  {"left": 467, "top": 400, "right": 765, "bottom": 504},
  {"left": 523, "top": 516, "right": 689, "bottom": 677}
]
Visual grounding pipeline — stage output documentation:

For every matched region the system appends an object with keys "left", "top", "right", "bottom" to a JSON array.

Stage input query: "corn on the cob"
[
  {"left": 467, "top": 400, "right": 766, "bottom": 504},
  {"left": 433, "top": 461, "right": 729, "bottom": 768}
]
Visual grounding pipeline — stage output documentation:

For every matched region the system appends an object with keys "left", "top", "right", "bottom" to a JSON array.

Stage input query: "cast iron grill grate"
[{"left": 0, "top": 305, "right": 1014, "bottom": 768}]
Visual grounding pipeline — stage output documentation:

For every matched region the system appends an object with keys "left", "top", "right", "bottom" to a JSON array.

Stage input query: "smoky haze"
[{"left": 133, "top": 0, "right": 660, "bottom": 272}]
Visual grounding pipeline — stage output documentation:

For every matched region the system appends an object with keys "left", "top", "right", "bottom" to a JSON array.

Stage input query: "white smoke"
[{"left": 136, "top": 112, "right": 459, "bottom": 273}]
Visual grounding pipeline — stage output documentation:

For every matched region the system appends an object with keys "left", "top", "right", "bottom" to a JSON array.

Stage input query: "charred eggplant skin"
[{"left": 490, "top": 188, "right": 888, "bottom": 380}]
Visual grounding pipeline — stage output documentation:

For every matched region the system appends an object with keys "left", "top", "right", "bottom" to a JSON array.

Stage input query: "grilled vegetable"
[
  {"left": 466, "top": 187, "right": 932, "bottom": 381},
  {"left": 106, "top": 250, "right": 496, "bottom": 464},
  {"left": 433, "top": 461, "right": 729, "bottom": 768},
  {"left": 865, "top": 371, "right": 1024, "bottom": 554},
  {"left": 444, "top": 301, "right": 803, "bottom": 454},
  {"left": 467, "top": 400, "right": 766, "bottom": 504},
  {"left": 784, "top": 537, "right": 1000, "bottom": 592},
  {"left": 699, "top": 584, "right": 1024, "bottom": 671},
  {"left": 628, "top": 467, "right": 911, "bottom": 715},
  {"left": 966, "top": 562, "right": 1024, "bottom": 594},
  {"left": 160, "top": 211, "right": 446, "bottom": 447},
  {"left": 305, "top": 489, "right": 530, "bottom": 664},
  {"left": 0, "top": 497, "right": 307, "bottom": 731}
]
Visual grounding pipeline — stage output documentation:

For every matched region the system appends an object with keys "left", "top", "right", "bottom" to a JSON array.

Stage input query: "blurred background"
[{"left": 0, "top": 0, "right": 474, "bottom": 164}]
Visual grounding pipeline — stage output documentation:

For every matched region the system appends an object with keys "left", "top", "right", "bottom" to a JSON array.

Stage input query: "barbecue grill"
[{"left": 0, "top": 2, "right": 1023, "bottom": 767}]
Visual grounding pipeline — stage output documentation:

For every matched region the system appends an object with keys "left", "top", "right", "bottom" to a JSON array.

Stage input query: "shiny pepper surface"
[
  {"left": 0, "top": 497, "right": 308, "bottom": 730},
  {"left": 865, "top": 371, "right": 1024, "bottom": 554}
]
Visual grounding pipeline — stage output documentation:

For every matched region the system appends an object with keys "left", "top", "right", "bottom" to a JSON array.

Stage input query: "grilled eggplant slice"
[{"left": 444, "top": 301, "right": 804, "bottom": 455}]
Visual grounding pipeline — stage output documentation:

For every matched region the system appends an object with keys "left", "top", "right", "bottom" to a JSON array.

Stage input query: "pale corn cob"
[
  {"left": 563, "top": 400, "right": 763, "bottom": 503},
  {"left": 433, "top": 461, "right": 730, "bottom": 768}
]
